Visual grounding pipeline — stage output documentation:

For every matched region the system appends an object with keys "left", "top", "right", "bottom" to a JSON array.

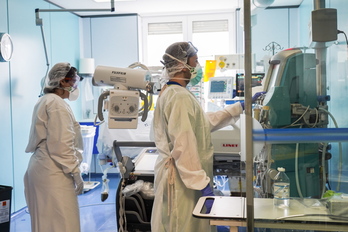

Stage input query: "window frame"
[{"left": 141, "top": 12, "right": 237, "bottom": 65}]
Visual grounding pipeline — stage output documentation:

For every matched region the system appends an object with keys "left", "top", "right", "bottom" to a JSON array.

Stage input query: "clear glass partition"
[
  {"left": 206, "top": 1, "right": 348, "bottom": 231},
  {"left": 246, "top": 0, "right": 348, "bottom": 229}
]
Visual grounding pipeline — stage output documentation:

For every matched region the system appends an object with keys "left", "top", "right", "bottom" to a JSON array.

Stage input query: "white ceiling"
[{"left": 45, "top": 0, "right": 304, "bottom": 17}]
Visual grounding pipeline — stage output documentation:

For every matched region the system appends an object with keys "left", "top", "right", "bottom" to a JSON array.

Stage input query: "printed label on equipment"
[{"left": 0, "top": 200, "right": 10, "bottom": 223}]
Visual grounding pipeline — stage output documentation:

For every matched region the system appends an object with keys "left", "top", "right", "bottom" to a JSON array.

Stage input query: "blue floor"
[
  {"left": 10, "top": 173, "right": 119, "bottom": 232},
  {"left": 9, "top": 173, "right": 231, "bottom": 232}
]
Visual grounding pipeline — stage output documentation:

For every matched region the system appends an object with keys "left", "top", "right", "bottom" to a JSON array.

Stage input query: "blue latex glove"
[{"left": 201, "top": 184, "right": 214, "bottom": 213}]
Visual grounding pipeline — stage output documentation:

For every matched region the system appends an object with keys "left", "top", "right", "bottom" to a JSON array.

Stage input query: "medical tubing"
[
  {"left": 214, "top": 176, "right": 229, "bottom": 189},
  {"left": 320, "top": 143, "right": 328, "bottom": 198},
  {"left": 312, "top": 108, "right": 319, "bottom": 128},
  {"left": 128, "top": 62, "right": 149, "bottom": 71},
  {"left": 277, "top": 213, "right": 348, "bottom": 220},
  {"left": 79, "top": 202, "right": 114, "bottom": 208},
  {"left": 283, "top": 105, "right": 310, "bottom": 128},
  {"left": 118, "top": 179, "right": 126, "bottom": 232},
  {"left": 295, "top": 142, "right": 304, "bottom": 198},
  {"left": 94, "top": 113, "right": 104, "bottom": 126},
  {"left": 320, "top": 107, "right": 342, "bottom": 191}
]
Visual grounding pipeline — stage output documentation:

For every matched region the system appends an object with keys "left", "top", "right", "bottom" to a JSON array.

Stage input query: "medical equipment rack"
[{"left": 114, "top": 141, "right": 156, "bottom": 232}]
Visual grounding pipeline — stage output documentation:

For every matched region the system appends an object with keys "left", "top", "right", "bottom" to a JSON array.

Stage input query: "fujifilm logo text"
[{"left": 112, "top": 71, "right": 126, "bottom": 75}]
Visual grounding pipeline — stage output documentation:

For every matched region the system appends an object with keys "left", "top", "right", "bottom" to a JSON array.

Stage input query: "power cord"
[{"left": 337, "top": 29, "right": 348, "bottom": 50}]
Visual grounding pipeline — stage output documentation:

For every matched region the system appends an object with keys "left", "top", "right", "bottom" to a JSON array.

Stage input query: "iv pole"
[{"left": 35, "top": 1, "right": 115, "bottom": 96}]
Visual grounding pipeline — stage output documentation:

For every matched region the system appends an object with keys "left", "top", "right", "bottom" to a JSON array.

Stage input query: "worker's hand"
[
  {"left": 72, "top": 172, "right": 84, "bottom": 195},
  {"left": 240, "top": 101, "right": 245, "bottom": 110},
  {"left": 240, "top": 91, "right": 266, "bottom": 110},
  {"left": 252, "top": 91, "right": 266, "bottom": 103},
  {"left": 201, "top": 184, "right": 214, "bottom": 213}
]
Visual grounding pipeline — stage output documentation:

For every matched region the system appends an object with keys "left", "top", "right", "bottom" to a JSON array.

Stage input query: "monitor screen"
[
  {"left": 208, "top": 76, "right": 233, "bottom": 99},
  {"left": 236, "top": 73, "right": 264, "bottom": 97},
  {"left": 210, "top": 80, "right": 227, "bottom": 93}
]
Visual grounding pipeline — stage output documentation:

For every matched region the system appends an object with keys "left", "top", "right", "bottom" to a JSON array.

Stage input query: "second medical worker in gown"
[
  {"left": 24, "top": 62, "right": 84, "bottom": 232},
  {"left": 151, "top": 42, "right": 262, "bottom": 231}
]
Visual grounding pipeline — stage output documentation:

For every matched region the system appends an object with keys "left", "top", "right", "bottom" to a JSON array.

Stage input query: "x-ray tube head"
[{"left": 92, "top": 65, "right": 152, "bottom": 90}]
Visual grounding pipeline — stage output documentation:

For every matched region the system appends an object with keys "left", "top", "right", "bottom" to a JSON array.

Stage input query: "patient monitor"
[{"left": 92, "top": 65, "right": 158, "bottom": 129}]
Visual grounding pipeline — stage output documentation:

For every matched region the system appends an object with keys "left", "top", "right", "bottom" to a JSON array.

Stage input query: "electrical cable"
[
  {"left": 320, "top": 108, "right": 342, "bottom": 191},
  {"left": 337, "top": 29, "right": 348, "bottom": 52}
]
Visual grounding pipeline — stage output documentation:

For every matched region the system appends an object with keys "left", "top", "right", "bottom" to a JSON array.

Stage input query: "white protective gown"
[
  {"left": 151, "top": 85, "right": 242, "bottom": 232},
  {"left": 24, "top": 93, "right": 83, "bottom": 232}
]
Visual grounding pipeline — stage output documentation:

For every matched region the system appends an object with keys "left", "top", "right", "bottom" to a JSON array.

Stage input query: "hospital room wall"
[
  {"left": 79, "top": 15, "right": 140, "bottom": 173},
  {"left": 0, "top": 0, "right": 81, "bottom": 212},
  {"left": 251, "top": 7, "right": 299, "bottom": 72}
]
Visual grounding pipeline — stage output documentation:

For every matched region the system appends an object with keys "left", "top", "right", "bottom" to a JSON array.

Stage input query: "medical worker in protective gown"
[
  {"left": 151, "top": 42, "right": 263, "bottom": 232},
  {"left": 24, "top": 62, "right": 84, "bottom": 232}
]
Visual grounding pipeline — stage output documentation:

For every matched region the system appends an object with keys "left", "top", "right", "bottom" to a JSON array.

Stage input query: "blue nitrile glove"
[
  {"left": 240, "top": 101, "right": 245, "bottom": 110},
  {"left": 241, "top": 91, "right": 266, "bottom": 110},
  {"left": 201, "top": 183, "right": 214, "bottom": 213},
  {"left": 252, "top": 91, "right": 266, "bottom": 103}
]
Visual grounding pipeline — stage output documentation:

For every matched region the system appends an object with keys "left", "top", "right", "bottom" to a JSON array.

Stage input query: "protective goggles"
[{"left": 64, "top": 75, "right": 81, "bottom": 88}]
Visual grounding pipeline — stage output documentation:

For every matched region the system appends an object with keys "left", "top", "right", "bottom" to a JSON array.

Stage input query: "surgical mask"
[
  {"left": 164, "top": 53, "right": 202, "bottom": 84},
  {"left": 63, "top": 86, "right": 80, "bottom": 101},
  {"left": 188, "top": 63, "right": 203, "bottom": 86}
]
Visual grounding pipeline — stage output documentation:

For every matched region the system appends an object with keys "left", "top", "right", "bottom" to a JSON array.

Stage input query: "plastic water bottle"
[{"left": 273, "top": 167, "right": 290, "bottom": 208}]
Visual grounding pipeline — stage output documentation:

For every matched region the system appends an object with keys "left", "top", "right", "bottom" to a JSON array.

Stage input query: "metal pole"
[
  {"left": 37, "top": 8, "right": 115, "bottom": 13},
  {"left": 243, "top": 0, "right": 254, "bottom": 231},
  {"left": 313, "top": 0, "right": 327, "bottom": 105},
  {"left": 314, "top": 0, "right": 325, "bottom": 9}
]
